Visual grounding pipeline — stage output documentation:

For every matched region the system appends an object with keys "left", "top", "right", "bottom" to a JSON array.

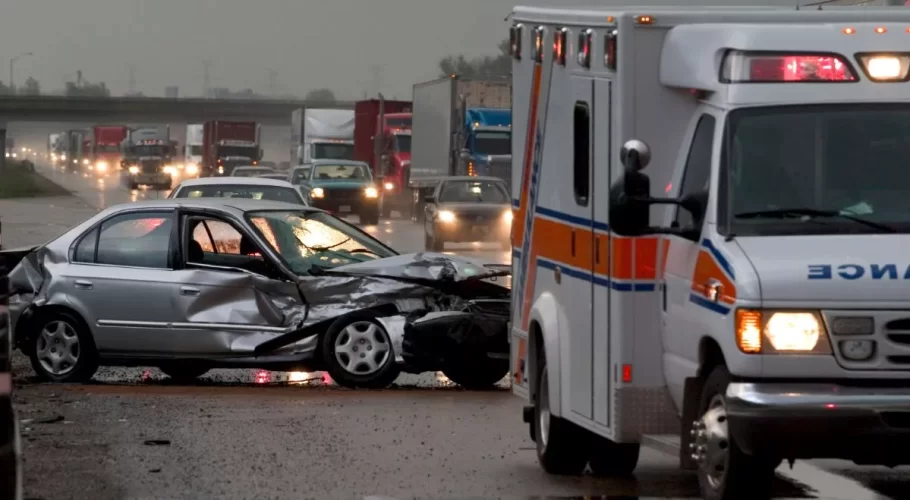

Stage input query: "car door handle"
[
  {"left": 74, "top": 280, "right": 93, "bottom": 290},
  {"left": 180, "top": 286, "right": 200, "bottom": 296}
]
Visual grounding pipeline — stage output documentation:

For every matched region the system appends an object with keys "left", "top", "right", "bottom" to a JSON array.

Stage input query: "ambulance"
[{"left": 508, "top": 5, "right": 910, "bottom": 499}]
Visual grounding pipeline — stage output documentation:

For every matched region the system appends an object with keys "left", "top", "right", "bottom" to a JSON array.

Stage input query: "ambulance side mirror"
[{"left": 610, "top": 140, "right": 652, "bottom": 236}]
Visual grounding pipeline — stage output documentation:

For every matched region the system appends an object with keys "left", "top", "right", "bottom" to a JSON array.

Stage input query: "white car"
[
  {"left": 230, "top": 166, "right": 275, "bottom": 178},
  {"left": 168, "top": 177, "right": 308, "bottom": 206}
]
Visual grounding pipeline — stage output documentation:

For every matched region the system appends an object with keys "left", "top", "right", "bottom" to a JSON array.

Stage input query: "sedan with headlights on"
[
  {"left": 299, "top": 160, "right": 380, "bottom": 225},
  {"left": 169, "top": 177, "right": 308, "bottom": 205},
  {"left": 423, "top": 177, "right": 512, "bottom": 251}
]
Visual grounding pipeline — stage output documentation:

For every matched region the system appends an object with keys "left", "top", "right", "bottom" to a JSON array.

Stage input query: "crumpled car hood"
[{"left": 326, "top": 252, "right": 506, "bottom": 283}]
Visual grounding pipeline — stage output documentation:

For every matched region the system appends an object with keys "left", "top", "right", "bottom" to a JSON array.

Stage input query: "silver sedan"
[{"left": 4, "top": 198, "right": 511, "bottom": 389}]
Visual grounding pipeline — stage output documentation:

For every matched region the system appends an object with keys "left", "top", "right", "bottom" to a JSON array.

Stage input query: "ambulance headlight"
[
  {"left": 438, "top": 210, "right": 456, "bottom": 223},
  {"left": 735, "top": 309, "right": 831, "bottom": 354},
  {"left": 858, "top": 54, "right": 910, "bottom": 82}
]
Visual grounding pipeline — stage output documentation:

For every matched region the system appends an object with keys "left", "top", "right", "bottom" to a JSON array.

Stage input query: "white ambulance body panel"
[{"left": 509, "top": 3, "right": 910, "bottom": 475}]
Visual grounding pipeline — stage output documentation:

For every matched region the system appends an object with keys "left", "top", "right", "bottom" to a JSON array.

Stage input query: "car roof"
[
  {"left": 174, "top": 177, "right": 295, "bottom": 188},
  {"left": 103, "top": 197, "right": 319, "bottom": 215},
  {"left": 305, "top": 160, "right": 369, "bottom": 167},
  {"left": 232, "top": 166, "right": 273, "bottom": 171}
]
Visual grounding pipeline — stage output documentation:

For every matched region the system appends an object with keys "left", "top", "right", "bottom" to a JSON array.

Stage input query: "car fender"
[{"left": 529, "top": 291, "right": 566, "bottom": 418}]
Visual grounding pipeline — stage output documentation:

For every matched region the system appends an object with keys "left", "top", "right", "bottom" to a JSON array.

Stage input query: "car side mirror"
[
  {"left": 609, "top": 139, "right": 652, "bottom": 236},
  {"left": 423, "top": 195, "right": 435, "bottom": 204},
  {"left": 459, "top": 149, "right": 471, "bottom": 160}
]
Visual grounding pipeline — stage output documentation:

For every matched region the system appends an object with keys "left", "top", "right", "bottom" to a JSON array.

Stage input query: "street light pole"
[{"left": 9, "top": 52, "right": 33, "bottom": 93}]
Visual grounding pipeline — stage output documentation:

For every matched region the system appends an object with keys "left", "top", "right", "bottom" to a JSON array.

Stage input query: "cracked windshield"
[{"left": 2, "top": 1, "right": 909, "bottom": 499}]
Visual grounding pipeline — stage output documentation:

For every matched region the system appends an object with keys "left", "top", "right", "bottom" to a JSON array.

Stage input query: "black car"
[{"left": 423, "top": 176, "right": 512, "bottom": 251}]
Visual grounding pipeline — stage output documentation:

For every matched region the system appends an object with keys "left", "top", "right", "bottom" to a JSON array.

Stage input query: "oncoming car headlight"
[
  {"left": 437, "top": 210, "right": 456, "bottom": 223},
  {"left": 311, "top": 187, "right": 325, "bottom": 198},
  {"left": 364, "top": 186, "right": 378, "bottom": 198},
  {"left": 128, "top": 166, "right": 140, "bottom": 175},
  {"left": 735, "top": 309, "right": 831, "bottom": 354}
]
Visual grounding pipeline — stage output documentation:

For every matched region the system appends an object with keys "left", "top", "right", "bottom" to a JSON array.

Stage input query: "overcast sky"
[{"left": 1, "top": 0, "right": 866, "bottom": 99}]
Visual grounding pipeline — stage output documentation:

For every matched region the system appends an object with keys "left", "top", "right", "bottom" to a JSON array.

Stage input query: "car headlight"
[
  {"left": 185, "top": 164, "right": 199, "bottom": 175},
  {"left": 438, "top": 210, "right": 456, "bottom": 223},
  {"left": 128, "top": 166, "right": 140, "bottom": 174},
  {"left": 217, "top": 166, "right": 224, "bottom": 174},
  {"left": 736, "top": 309, "right": 830, "bottom": 354},
  {"left": 96, "top": 161, "right": 108, "bottom": 172},
  {"left": 83, "top": 158, "right": 90, "bottom": 165},
  {"left": 503, "top": 210, "right": 513, "bottom": 223},
  {"left": 163, "top": 166, "right": 177, "bottom": 176},
  {"left": 61, "top": 154, "right": 67, "bottom": 161},
  {"left": 383, "top": 182, "right": 394, "bottom": 191},
  {"left": 311, "top": 187, "right": 325, "bottom": 198},
  {"left": 364, "top": 186, "right": 378, "bottom": 198}
]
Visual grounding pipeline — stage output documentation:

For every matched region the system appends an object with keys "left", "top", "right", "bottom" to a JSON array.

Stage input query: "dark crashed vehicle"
[{"left": 0, "top": 198, "right": 511, "bottom": 389}]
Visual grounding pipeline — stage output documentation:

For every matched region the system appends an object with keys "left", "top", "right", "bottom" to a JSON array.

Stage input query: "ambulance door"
[
  {"left": 567, "top": 76, "right": 594, "bottom": 420},
  {"left": 662, "top": 113, "right": 717, "bottom": 405},
  {"left": 592, "top": 78, "right": 612, "bottom": 427}
]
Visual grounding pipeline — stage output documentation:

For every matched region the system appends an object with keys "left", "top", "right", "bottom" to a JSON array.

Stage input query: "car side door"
[
  {"left": 168, "top": 211, "right": 302, "bottom": 355},
  {"left": 66, "top": 210, "right": 181, "bottom": 354}
]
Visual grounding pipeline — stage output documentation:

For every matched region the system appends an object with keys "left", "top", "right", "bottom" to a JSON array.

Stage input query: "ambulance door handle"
[
  {"left": 570, "top": 231, "right": 576, "bottom": 257},
  {"left": 594, "top": 237, "right": 600, "bottom": 264},
  {"left": 661, "top": 283, "right": 667, "bottom": 311}
]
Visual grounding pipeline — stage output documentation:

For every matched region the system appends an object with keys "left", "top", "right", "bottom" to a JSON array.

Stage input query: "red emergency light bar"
[{"left": 721, "top": 50, "right": 857, "bottom": 83}]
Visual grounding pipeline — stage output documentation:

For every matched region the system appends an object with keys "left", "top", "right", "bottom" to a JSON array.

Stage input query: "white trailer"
[
  {"left": 184, "top": 124, "right": 203, "bottom": 176},
  {"left": 291, "top": 109, "right": 355, "bottom": 165},
  {"left": 509, "top": 6, "right": 910, "bottom": 500}
]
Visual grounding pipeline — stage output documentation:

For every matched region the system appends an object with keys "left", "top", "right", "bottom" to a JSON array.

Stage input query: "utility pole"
[
  {"left": 202, "top": 60, "right": 212, "bottom": 97},
  {"left": 9, "top": 52, "right": 33, "bottom": 93},
  {"left": 127, "top": 64, "right": 136, "bottom": 94}
]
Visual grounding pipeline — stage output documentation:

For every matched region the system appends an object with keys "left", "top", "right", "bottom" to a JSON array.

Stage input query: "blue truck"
[{"left": 410, "top": 76, "right": 512, "bottom": 217}]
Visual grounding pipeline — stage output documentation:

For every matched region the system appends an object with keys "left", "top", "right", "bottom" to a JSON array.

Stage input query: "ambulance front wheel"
[
  {"left": 534, "top": 355, "right": 588, "bottom": 475},
  {"left": 694, "top": 366, "right": 776, "bottom": 500}
]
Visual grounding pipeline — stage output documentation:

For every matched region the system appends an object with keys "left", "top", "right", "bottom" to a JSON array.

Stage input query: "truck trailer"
[
  {"left": 63, "top": 130, "right": 89, "bottom": 172},
  {"left": 184, "top": 124, "right": 203, "bottom": 177},
  {"left": 120, "top": 125, "right": 174, "bottom": 189},
  {"left": 353, "top": 97, "right": 412, "bottom": 218},
  {"left": 410, "top": 76, "right": 512, "bottom": 219},
  {"left": 291, "top": 109, "right": 355, "bottom": 166},
  {"left": 202, "top": 121, "right": 261, "bottom": 176},
  {"left": 90, "top": 125, "right": 128, "bottom": 176}
]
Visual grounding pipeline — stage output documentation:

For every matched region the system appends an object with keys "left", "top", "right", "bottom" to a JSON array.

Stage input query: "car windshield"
[
  {"left": 232, "top": 168, "right": 273, "bottom": 177},
  {"left": 96, "top": 144, "right": 119, "bottom": 153},
  {"left": 394, "top": 134, "right": 411, "bottom": 153},
  {"left": 247, "top": 210, "right": 395, "bottom": 274},
  {"left": 130, "top": 145, "right": 166, "bottom": 157},
  {"left": 439, "top": 180, "right": 508, "bottom": 203},
  {"left": 290, "top": 168, "right": 311, "bottom": 184},
  {"left": 474, "top": 131, "right": 510, "bottom": 155},
  {"left": 312, "top": 143, "right": 354, "bottom": 160},
  {"left": 720, "top": 104, "right": 910, "bottom": 235},
  {"left": 312, "top": 164, "right": 371, "bottom": 181},
  {"left": 176, "top": 185, "right": 302, "bottom": 203},
  {"left": 188, "top": 145, "right": 202, "bottom": 155}
]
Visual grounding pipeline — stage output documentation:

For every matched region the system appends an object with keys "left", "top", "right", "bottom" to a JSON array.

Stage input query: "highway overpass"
[{"left": 0, "top": 96, "right": 355, "bottom": 126}]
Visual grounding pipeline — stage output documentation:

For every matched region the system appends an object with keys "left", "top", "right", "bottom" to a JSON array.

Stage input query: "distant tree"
[
  {"left": 304, "top": 88, "right": 336, "bottom": 101},
  {"left": 0, "top": 81, "right": 10, "bottom": 96},
  {"left": 22, "top": 77, "right": 40, "bottom": 96},
  {"left": 438, "top": 38, "right": 511, "bottom": 79}
]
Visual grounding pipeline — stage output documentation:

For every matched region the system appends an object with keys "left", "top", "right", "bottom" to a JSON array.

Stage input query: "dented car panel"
[{"left": 2, "top": 198, "right": 512, "bottom": 388}]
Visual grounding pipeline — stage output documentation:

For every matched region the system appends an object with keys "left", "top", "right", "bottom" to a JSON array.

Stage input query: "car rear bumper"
[
  {"left": 310, "top": 197, "right": 378, "bottom": 214},
  {"left": 726, "top": 382, "right": 910, "bottom": 464}
]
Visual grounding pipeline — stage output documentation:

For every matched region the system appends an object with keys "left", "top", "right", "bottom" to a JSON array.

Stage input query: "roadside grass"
[{"left": 0, "top": 161, "right": 71, "bottom": 199}]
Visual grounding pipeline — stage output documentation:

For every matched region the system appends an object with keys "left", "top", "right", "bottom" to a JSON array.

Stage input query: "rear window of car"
[{"left": 175, "top": 185, "right": 303, "bottom": 204}]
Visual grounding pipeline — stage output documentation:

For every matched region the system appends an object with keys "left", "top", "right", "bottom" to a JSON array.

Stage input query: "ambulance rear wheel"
[
  {"left": 589, "top": 436, "right": 640, "bottom": 477},
  {"left": 695, "top": 366, "right": 775, "bottom": 500},
  {"left": 534, "top": 358, "right": 588, "bottom": 475}
]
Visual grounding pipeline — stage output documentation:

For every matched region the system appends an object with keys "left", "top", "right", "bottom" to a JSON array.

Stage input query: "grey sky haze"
[{"left": 1, "top": 0, "right": 861, "bottom": 99}]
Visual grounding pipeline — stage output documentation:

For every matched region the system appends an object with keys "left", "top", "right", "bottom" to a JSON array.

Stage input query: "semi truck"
[
  {"left": 353, "top": 96, "right": 412, "bottom": 218},
  {"left": 120, "top": 125, "right": 174, "bottom": 189},
  {"left": 291, "top": 109, "right": 355, "bottom": 166},
  {"left": 47, "top": 133, "right": 64, "bottom": 164},
  {"left": 90, "top": 125, "right": 128, "bottom": 176},
  {"left": 508, "top": 6, "right": 910, "bottom": 500},
  {"left": 184, "top": 124, "right": 203, "bottom": 177},
  {"left": 202, "top": 120, "right": 261, "bottom": 176},
  {"left": 410, "top": 76, "right": 512, "bottom": 219},
  {"left": 64, "top": 130, "right": 89, "bottom": 172}
]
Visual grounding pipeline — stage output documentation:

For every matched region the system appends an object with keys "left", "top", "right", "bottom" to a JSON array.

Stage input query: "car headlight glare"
[
  {"left": 185, "top": 164, "right": 199, "bottom": 175},
  {"left": 503, "top": 210, "right": 513, "bottom": 223},
  {"left": 736, "top": 309, "right": 829, "bottom": 354},
  {"left": 128, "top": 166, "right": 140, "bottom": 174},
  {"left": 311, "top": 187, "right": 325, "bottom": 198},
  {"left": 364, "top": 186, "right": 378, "bottom": 198},
  {"left": 438, "top": 210, "right": 456, "bottom": 223},
  {"left": 383, "top": 182, "right": 394, "bottom": 191}
]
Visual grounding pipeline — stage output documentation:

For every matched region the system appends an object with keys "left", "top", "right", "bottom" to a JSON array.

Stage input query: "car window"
[
  {"left": 312, "top": 164, "right": 370, "bottom": 180},
  {"left": 438, "top": 181, "right": 508, "bottom": 203},
  {"left": 73, "top": 227, "right": 99, "bottom": 263},
  {"left": 192, "top": 220, "right": 242, "bottom": 254},
  {"left": 291, "top": 168, "right": 311, "bottom": 184},
  {"left": 94, "top": 212, "right": 173, "bottom": 268}
]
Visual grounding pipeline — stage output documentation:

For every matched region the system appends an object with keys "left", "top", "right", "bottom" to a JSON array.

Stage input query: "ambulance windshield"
[{"left": 721, "top": 104, "right": 910, "bottom": 235}]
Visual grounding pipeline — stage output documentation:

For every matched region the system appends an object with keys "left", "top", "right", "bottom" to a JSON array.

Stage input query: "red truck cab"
[
  {"left": 91, "top": 126, "right": 128, "bottom": 176},
  {"left": 354, "top": 100, "right": 412, "bottom": 218}
]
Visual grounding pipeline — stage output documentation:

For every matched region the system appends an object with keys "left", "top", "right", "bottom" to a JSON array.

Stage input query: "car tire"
[
  {"left": 28, "top": 310, "right": 99, "bottom": 383},
  {"left": 695, "top": 366, "right": 776, "bottom": 500},
  {"left": 589, "top": 435, "right": 640, "bottom": 477},
  {"left": 441, "top": 357, "right": 508, "bottom": 390},
  {"left": 321, "top": 312, "right": 401, "bottom": 389},
  {"left": 159, "top": 364, "right": 210, "bottom": 382},
  {"left": 534, "top": 347, "right": 589, "bottom": 475}
]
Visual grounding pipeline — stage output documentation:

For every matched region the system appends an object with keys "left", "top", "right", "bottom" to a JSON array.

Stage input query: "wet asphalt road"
[{"left": 2, "top": 162, "right": 908, "bottom": 499}]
